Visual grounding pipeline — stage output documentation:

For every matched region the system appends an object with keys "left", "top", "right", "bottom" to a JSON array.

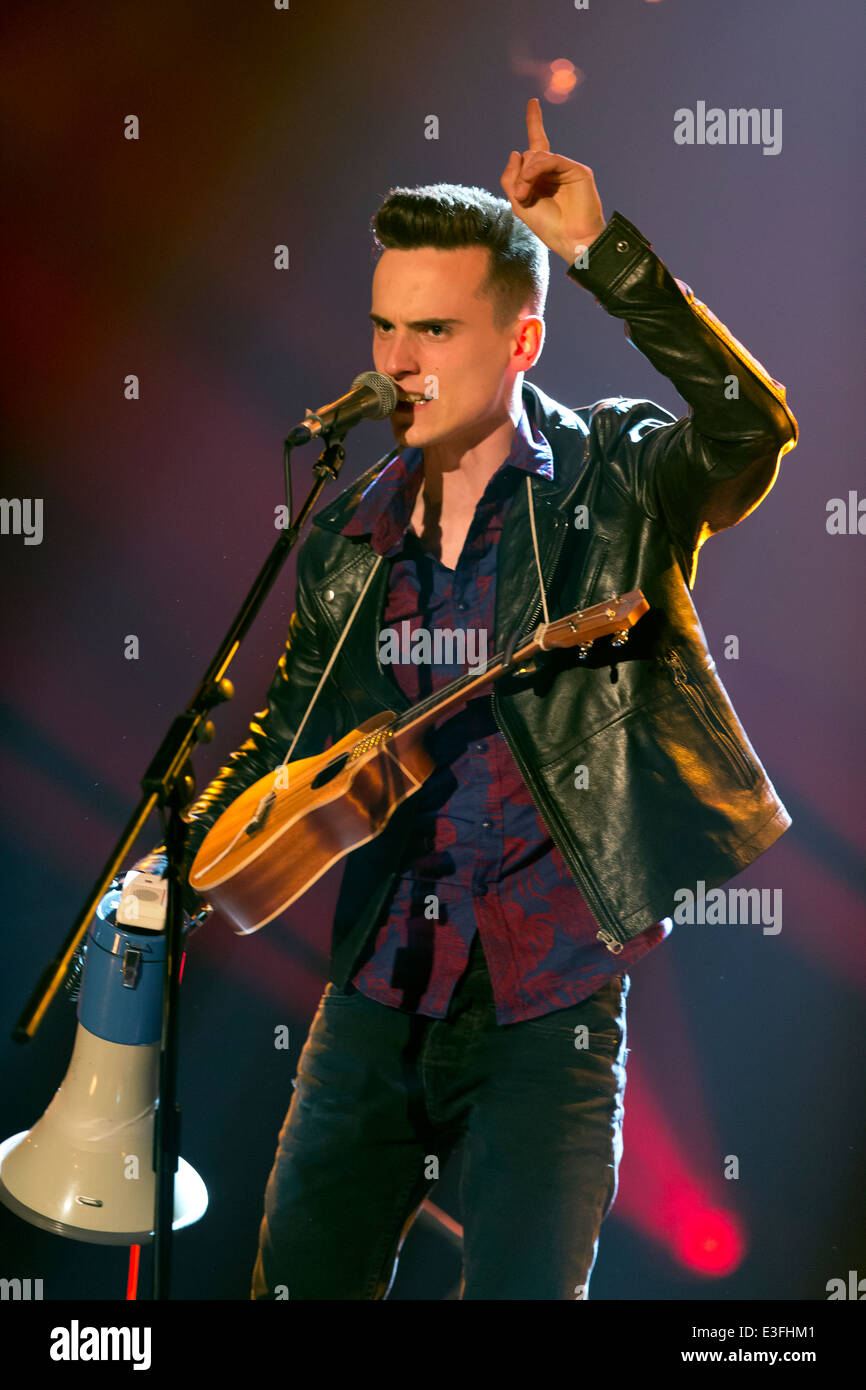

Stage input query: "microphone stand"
[{"left": 12, "top": 428, "right": 352, "bottom": 1299}]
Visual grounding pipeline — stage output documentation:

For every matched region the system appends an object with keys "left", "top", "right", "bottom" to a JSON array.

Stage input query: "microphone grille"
[{"left": 351, "top": 370, "right": 399, "bottom": 418}]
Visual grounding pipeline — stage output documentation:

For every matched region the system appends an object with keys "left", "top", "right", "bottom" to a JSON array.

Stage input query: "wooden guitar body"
[
  {"left": 188, "top": 712, "right": 435, "bottom": 933},
  {"left": 188, "top": 591, "right": 649, "bottom": 935}
]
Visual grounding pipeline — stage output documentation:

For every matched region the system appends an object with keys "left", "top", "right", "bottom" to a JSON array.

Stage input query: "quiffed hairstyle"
[{"left": 371, "top": 182, "right": 549, "bottom": 331}]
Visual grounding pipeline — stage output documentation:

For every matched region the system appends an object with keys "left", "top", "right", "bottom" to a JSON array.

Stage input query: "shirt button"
[
  {"left": 456, "top": 600, "right": 468, "bottom": 611},
  {"left": 481, "top": 820, "right": 492, "bottom": 829},
  {"left": 615, "top": 239, "right": 629, "bottom": 252},
  {"left": 324, "top": 588, "right": 335, "bottom": 601},
  {"left": 475, "top": 742, "right": 487, "bottom": 752}
]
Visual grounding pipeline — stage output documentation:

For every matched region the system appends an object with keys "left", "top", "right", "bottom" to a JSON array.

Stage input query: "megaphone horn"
[{"left": 0, "top": 871, "right": 207, "bottom": 1245}]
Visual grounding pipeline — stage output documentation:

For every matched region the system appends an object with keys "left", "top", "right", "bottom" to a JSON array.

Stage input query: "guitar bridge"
[{"left": 244, "top": 790, "right": 276, "bottom": 836}]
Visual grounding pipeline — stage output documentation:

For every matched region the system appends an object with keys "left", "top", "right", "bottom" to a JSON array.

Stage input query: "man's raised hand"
[{"left": 501, "top": 98, "right": 606, "bottom": 266}]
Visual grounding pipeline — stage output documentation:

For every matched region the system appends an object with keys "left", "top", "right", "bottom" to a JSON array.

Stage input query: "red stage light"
[{"left": 673, "top": 1205, "right": 746, "bottom": 1277}]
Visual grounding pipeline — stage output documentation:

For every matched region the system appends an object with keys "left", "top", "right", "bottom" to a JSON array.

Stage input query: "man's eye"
[{"left": 372, "top": 323, "right": 447, "bottom": 337}]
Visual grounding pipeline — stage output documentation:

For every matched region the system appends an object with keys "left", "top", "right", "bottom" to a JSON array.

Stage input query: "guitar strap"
[
  {"left": 278, "top": 553, "right": 384, "bottom": 768},
  {"left": 204, "top": 552, "right": 383, "bottom": 869}
]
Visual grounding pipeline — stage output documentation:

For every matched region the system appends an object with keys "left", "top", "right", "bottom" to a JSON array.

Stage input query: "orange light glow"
[{"left": 545, "top": 59, "right": 582, "bottom": 106}]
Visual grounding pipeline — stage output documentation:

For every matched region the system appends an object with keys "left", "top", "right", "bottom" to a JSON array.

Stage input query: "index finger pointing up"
[{"left": 526, "top": 96, "right": 550, "bottom": 151}]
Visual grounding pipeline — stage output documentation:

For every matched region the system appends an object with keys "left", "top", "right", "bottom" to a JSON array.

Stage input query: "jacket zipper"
[
  {"left": 662, "top": 648, "right": 754, "bottom": 787},
  {"left": 487, "top": 516, "right": 630, "bottom": 954},
  {"left": 578, "top": 540, "right": 609, "bottom": 612},
  {"left": 492, "top": 684, "right": 628, "bottom": 953}
]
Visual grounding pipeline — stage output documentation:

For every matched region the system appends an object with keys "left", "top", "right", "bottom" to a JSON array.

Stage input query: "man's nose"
[{"left": 378, "top": 334, "right": 419, "bottom": 379}]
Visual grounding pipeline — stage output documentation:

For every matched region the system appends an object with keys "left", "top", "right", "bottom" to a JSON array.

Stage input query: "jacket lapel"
[{"left": 493, "top": 383, "right": 590, "bottom": 646}]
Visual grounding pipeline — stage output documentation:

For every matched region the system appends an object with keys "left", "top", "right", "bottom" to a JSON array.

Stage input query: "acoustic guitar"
[{"left": 188, "top": 590, "right": 648, "bottom": 934}]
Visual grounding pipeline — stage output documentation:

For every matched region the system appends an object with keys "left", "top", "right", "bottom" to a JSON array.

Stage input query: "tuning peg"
[
  {"left": 610, "top": 629, "right": 631, "bottom": 648},
  {"left": 576, "top": 643, "right": 592, "bottom": 659}
]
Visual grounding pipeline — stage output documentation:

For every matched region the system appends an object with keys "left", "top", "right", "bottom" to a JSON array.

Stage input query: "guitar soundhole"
[{"left": 310, "top": 752, "right": 350, "bottom": 789}]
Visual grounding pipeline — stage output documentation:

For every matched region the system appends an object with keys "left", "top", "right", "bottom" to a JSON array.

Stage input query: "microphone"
[{"left": 287, "top": 371, "right": 399, "bottom": 445}]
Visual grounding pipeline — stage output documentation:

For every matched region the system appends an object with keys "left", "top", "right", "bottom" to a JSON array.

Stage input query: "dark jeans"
[{"left": 251, "top": 932, "right": 629, "bottom": 1300}]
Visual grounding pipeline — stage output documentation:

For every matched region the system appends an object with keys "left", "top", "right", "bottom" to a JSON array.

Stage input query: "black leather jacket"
[{"left": 169, "top": 211, "right": 798, "bottom": 982}]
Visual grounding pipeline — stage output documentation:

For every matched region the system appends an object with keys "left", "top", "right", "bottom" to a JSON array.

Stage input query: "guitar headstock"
[{"left": 534, "top": 590, "right": 649, "bottom": 653}]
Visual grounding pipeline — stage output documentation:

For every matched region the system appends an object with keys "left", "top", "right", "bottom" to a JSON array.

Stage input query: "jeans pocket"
[
  {"left": 525, "top": 978, "right": 625, "bottom": 1052},
  {"left": 323, "top": 981, "right": 362, "bottom": 1004}
]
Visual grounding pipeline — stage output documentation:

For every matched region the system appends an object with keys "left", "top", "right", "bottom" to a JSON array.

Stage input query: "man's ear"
[{"left": 516, "top": 315, "right": 545, "bottom": 371}]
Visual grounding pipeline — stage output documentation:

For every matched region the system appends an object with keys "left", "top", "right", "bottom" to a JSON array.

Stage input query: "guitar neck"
[
  {"left": 388, "top": 632, "right": 541, "bottom": 740},
  {"left": 385, "top": 590, "right": 648, "bottom": 743}
]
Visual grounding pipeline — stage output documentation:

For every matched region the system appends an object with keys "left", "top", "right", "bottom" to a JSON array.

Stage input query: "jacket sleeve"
[
  {"left": 567, "top": 210, "right": 798, "bottom": 587},
  {"left": 145, "top": 532, "right": 341, "bottom": 913}
]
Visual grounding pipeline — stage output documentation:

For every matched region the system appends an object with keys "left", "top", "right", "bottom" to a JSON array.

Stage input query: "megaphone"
[{"left": 0, "top": 870, "right": 207, "bottom": 1244}]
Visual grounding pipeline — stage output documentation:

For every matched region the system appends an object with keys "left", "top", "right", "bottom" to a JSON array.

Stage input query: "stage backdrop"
[{"left": 1, "top": 0, "right": 863, "bottom": 1301}]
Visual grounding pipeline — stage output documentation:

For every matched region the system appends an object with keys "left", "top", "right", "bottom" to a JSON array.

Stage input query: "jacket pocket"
[{"left": 661, "top": 648, "right": 757, "bottom": 789}]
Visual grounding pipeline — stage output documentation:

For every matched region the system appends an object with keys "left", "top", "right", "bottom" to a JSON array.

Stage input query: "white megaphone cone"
[{"left": 0, "top": 870, "right": 207, "bottom": 1244}]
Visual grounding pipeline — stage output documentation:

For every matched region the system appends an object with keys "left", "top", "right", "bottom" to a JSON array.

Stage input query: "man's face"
[{"left": 370, "top": 245, "right": 542, "bottom": 451}]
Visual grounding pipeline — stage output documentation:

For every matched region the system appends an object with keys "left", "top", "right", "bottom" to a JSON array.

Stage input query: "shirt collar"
[{"left": 341, "top": 403, "right": 554, "bottom": 557}]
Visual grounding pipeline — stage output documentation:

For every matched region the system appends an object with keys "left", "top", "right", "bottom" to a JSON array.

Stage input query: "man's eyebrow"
[{"left": 368, "top": 313, "right": 463, "bottom": 330}]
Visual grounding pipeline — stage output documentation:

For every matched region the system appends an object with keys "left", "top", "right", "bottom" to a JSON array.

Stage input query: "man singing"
[{"left": 142, "top": 98, "right": 797, "bottom": 1298}]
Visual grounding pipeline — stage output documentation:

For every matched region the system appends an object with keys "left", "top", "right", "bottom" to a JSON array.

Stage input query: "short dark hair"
[{"left": 371, "top": 182, "right": 549, "bottom": 331}]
